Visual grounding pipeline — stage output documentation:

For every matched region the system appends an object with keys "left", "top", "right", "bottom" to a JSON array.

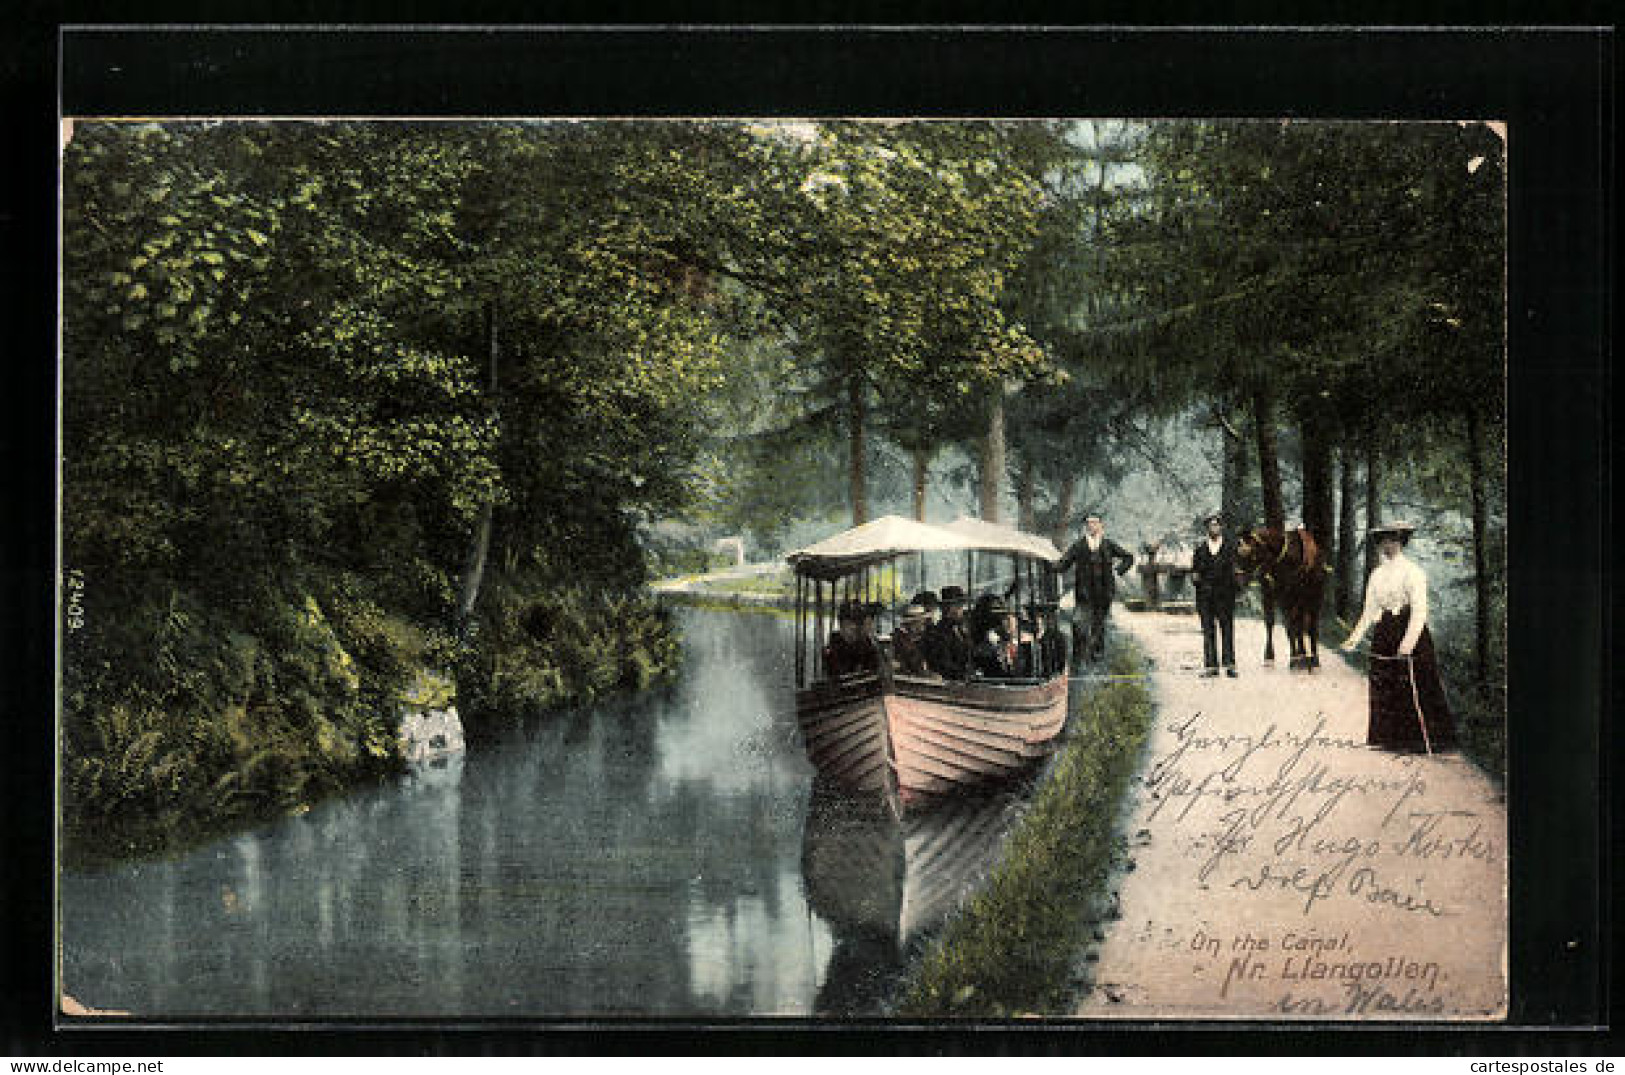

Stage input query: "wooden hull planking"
[{"left": 795, "top": 673, "right": 1068, "bottom": 802}]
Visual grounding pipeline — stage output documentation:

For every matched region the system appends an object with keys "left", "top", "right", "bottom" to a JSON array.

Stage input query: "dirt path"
[{"left": 1075, "top": 608, "right": 1507, "bottom": 1021}]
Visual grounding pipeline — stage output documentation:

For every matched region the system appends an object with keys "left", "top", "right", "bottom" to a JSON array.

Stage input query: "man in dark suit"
[
  {"left": 1191, "top": 512, "right": 1240, "bottom": 678},
  {"left": 1056, "top": 513, "right": 1135, "bottom": 665},
  {"left": 924, "top": 585, "right": 973, "bottom": 679},
  {"left": 971, "top": 597, "right": 1023, "bottom": 679},
  {"left": 822, "top": 599, "right": 880, "bottom": 679}
]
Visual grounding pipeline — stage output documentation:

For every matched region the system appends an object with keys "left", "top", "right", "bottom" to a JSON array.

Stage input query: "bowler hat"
[{"left": 939, "top": 585, "right": 967, "bottom": 605}]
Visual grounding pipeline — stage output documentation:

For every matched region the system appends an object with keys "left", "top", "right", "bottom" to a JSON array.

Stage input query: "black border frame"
[{"left": 5, "top": 21, "right": 1613, "bottom": 1055}]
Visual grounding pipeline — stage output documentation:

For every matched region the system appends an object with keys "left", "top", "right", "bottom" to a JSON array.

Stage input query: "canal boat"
[{"left": 787, "top": 515, "right": 1071, "bottom": 807}]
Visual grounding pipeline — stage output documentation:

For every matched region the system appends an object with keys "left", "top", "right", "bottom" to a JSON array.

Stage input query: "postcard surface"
[{"left": 56, "top": 110, "right": 1508, "bottom": 1023}]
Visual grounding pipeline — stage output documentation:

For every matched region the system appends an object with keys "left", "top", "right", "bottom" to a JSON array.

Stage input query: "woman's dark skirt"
[{"left": 1368, "top": 609, "right": 1456, "bottom": 752}]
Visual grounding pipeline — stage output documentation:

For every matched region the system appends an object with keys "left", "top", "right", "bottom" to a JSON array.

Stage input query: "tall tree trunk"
[
  {"left": 911, "top": 444, "right": 931, "bottom": 522},
  {"left": 458, "top": 301, "right": 500, "bottom": 624},
  {"left": 1364, "top": 421, "right": 1383, "bottom": 579},
  {"left": 1016, "top": 454, "right": 1036, "bottom": 533},
  {"left": 1221, "top": 408, "right": 1246, "bottom": 527},
  {"left": 1300, "top": 414, "right": 1335, "bottom": 551},
  {"left": 847, "top": 372, "right": 867, "bottom": 526},
  {"left": 980, "top": 396, "right": 1005, "bottom": 523},
  {"left": 1466, "top": 404, "right": 1490, "bottom": 682},
  {"left": 1253, "top": 382, "right": 1286, "bottom": 532},
  {"left": 1336, "top": 443, "right": 1358, "bottom": 619},
  {"left": 1052, "top": 474, "right": 1076, "bottom": 548}
]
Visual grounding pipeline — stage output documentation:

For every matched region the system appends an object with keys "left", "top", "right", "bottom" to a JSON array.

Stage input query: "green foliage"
[
  {"left": 454, "top": 575, "right": 681, "bottom": 731},
  {"left": 61, "top": 121, "right": 749, "bottom": 857},
  {"left": 895, "top": 643, "right": 1154, "bottom": 1017},
  {"left": 60, "top": 583, "right": 409, "bottom": 865}
]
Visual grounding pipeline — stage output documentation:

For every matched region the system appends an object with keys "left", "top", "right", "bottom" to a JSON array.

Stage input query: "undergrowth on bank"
[
  {"left": 893, "top": 640, "right": 1154, "bottom": 1018},
  {"left": 61, "top": 572, "right": 685, "bottom": 868}
]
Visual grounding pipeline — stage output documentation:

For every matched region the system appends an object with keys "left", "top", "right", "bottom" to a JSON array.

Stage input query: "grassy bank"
[{"left": 893, "top": 641, "right": 1154, "bottom": 1018}]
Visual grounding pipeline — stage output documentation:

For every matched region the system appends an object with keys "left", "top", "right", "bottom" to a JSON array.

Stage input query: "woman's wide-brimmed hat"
[
  {"left": 900, "top": 603, "right": 930, "bottom": 624},
  {"left": 1367, "top": 520, "right": 1417, "bottom": 538}
]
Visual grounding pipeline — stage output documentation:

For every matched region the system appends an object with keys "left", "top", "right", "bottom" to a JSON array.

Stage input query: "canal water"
[{"left": 59, "top": 607, "right": 1027, "bottom": 1020}]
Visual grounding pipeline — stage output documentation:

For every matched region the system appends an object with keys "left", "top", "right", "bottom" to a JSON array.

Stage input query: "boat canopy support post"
[{"left": 794, "top": 573, "right": 806, "bottom": 688}]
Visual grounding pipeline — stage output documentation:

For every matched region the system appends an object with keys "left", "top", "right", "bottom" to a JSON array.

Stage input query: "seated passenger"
[
  {"left": 972, "top": 597, "right": 1024, "bottom": 679},
  {"left": 909, "top": 590, "right": 941, "bottom": 626},
  {"left": 823, "top": 599, "right": 880, "bottom": 679},
  {"left": 1026, "top": 600, "right": 1068, "bottom": 678},
  {"left": 969, "top": 592, "right": 1001, "bottom": 640},
  {"left": 924, "top": 585, "right": 973, "bottom": 680},
  {"left": 891, "top": 603, "right": 933, "bottom": 675}
]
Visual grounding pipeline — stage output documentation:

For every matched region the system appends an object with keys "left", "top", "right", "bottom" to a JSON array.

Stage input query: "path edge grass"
[{"left": 892, "top": 638, "right": 1155, "bottom": 1019}]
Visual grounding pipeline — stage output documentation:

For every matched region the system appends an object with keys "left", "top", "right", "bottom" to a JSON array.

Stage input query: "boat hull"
[{"left": 795, "top": 673, "right": 1069, "bottom": 803}]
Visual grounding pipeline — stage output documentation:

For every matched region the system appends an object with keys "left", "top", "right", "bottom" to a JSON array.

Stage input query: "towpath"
[
  {"left": 1075, "top": 608, "right": 1506, "bottom": 1021},
  {"left": 649, "top": 561, "right": 783, "bottom": 595}
]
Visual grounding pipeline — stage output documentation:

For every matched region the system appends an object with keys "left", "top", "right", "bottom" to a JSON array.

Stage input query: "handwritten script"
[{"left": 1137, "top": 708, "right": 1503, "bottom": 1016}]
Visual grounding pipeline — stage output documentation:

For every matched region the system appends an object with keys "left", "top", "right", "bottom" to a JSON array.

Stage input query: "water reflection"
[
  {"left": 800, "top": 781, "right": 1025, "bottom": 1016},
  {"left": 59, "top": 609, "right": 1021, "bottom": 1019}
]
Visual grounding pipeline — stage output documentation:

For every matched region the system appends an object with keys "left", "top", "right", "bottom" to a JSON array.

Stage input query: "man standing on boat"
[
  {"left": 1056, "top": 513, "right": 1135, "bottom": 666},
  {"left": 1191, "top": 512, "right": 1240, "bottom": 678},
  {"left": 924, "top": 585, "right": 973, "bottom": 679}
]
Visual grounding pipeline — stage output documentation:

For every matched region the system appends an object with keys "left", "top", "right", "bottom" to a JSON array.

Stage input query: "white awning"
[
  {"left": 940, "top": 516, "right": 1063, "bottom": 562},
  {"left": 786, "top": 514, "right": 1059, "bottom": 580}
]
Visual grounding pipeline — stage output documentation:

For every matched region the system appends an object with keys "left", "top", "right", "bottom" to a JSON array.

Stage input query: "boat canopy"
[
  {"left": 940, "top": 516, "right": 1063, "bottom": 562},
  {"left": 787, "top": 514, "right": 1061, "bottom": 580}
]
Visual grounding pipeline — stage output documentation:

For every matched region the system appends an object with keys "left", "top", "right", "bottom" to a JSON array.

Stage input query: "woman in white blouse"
[{"left": 1340, "top": 522, "right": 1457, "bottom": 752}]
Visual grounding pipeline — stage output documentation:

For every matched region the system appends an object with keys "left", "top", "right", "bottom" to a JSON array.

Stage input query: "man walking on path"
[
  {"left": 1056, "top": 513, "right": 1135, "bottom": 665},
  {"left": 1191, "top": 512, "right": 1239, "bottom": 677}
]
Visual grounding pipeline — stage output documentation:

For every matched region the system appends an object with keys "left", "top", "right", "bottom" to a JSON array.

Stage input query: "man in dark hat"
[
  {"left": 972, "top": 596, "right": 1023, "bottom": 679},
  {"left": 891, "top": 602, "right": 933, "bottom": 675},
  {"left": 910, "top": 590, "right": 941, "bottom": 622},
  {"left": 924, "top": 584, "right": 973, "bottom": 679},
  {"left": 1028, "top": 599, "right": 1068, "bottom": 678},
  {"left": 823, "top": 598, "right": 880, "bottom": 679},
  {"left": 1191, "top": 512, "right": 1240, "bottom": 677},
  {"left": 1056, "top": 513, "right": 1135, "bottom": 664}
]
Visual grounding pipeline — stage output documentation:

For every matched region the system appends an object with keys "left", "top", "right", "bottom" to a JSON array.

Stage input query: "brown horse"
[{"left": 1235, "top": 526, "right": 1328, "bottom": 671}]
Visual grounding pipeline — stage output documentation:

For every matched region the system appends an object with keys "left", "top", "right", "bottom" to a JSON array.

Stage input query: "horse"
[{"left": 1235, "top": 525, "right": 1329, "bottom": 671}]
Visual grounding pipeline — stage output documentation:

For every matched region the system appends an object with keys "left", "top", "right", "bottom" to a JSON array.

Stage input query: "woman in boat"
[
  {"left": 1339, "top": 522, "right": 1457, "bottom": 752},
  {"left": 823, "top": 599, "right": 881, "bottom": 679}
]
